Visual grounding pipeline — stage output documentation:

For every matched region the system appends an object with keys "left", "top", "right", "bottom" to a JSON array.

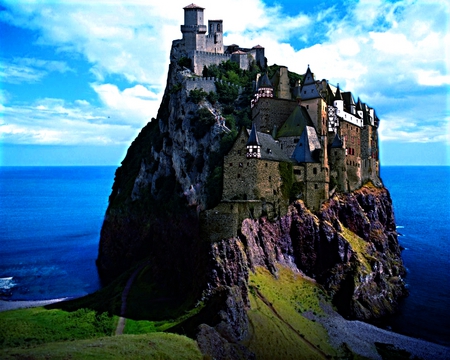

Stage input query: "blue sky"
[{"left": 0, "top": 0, "right": 449, "bottom": 166}]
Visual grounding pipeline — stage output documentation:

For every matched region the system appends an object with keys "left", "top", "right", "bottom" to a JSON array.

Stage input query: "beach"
[{"left": 0, "top": 298, "right": 68, "bottom": 312}]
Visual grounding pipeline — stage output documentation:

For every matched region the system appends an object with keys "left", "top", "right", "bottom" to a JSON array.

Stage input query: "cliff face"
[{"left": 97, "top": 41, "right": 407, "bottom": 357}]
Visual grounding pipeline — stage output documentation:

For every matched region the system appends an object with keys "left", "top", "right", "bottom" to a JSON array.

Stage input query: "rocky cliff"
[{"left": 97, "top": 41, "right": 407, "bottom": 358}]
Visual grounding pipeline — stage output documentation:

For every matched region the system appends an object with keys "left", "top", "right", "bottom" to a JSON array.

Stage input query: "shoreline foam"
[{"left": 0, "top": 298, "right": 68, "bottom": 312}]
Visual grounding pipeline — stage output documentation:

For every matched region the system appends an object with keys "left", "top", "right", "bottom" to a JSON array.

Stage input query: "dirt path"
[{"left": 115, "top": 261, "right": 150, "bottom": 335}]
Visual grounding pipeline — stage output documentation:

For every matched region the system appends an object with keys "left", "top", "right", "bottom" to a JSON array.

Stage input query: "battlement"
[{"left": 185, "top": 76, "right": 244, "bottom": 94}]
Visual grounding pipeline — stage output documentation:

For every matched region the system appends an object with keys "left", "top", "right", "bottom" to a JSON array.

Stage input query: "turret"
[
  {"left": 181, "top": 4, "right": 207, "bottom": 52},
  {"left": 246, "top": 124, "right": 261, "bottom": 158}
]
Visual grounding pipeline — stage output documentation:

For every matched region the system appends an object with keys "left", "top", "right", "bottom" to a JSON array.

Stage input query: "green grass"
[
  {"left": 0, "top": 307, "right": 115, "bottom": 349},
  {"left": 0, "top": 333, "right": 202, "bottom": 360},
  {"left": 340, "top": 224, "right": 373, "bottom": 274},
  {"left": 245, "top": 265, "right": 338, "bottom": 359}
]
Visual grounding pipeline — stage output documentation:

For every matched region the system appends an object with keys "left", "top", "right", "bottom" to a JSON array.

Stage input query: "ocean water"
[
  {"left": 380, "top": 166, "right": 450, "bottom": 346},
  {"left": 0, "top": 166, "right": 449, "bottom": 346},
  {"left": 0, "top": 166, "right": 115, "bottom": 301}
]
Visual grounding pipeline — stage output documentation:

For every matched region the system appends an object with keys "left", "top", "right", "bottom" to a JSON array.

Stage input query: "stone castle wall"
[
  {"left": 190, "top": 51, "right": 232, "bottom": 75},
  {"left": 252, "top": 98, "right": 297, "bottom": 134}
]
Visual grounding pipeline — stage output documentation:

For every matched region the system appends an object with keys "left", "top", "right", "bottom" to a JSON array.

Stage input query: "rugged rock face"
[{"left": 97, "top": 40, "right": 407, "bottom": 358}]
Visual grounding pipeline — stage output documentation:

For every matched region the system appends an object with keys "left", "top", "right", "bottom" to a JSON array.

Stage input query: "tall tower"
[
  {"left": 181, "top": 4, "right": 207, "bottom": 52},
  {"left": 206, "top": 20, "right": 223, "bottom": 53}
]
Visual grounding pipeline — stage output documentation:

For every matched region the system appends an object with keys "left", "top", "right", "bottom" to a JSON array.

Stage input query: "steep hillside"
[{"left": 96, "top": 42, "right": 408, "bottom": 358}]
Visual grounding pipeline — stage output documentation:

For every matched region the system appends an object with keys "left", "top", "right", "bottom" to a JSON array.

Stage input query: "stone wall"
[
  {"left": 190, "top": 51, "right": 232, "bottom": 75},
  {"left": 304, "top": 163, "right": 329, "bottom": 211},
  {"left": 200, "top": 201, "right": 263, "bottom": 242},
  {"left": 252, "top": 97, "right": 297, "bottom": 134}
]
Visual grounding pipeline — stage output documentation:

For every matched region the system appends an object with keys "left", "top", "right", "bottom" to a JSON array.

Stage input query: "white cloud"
[
  {"left": 0, "top": 58, "right": 72, "bottom": 84},
  {"left": 1, "top": 0, "right": 449, "bottom": 148}
]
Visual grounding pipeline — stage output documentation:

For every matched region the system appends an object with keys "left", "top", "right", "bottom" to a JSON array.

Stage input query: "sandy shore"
[
  {"left": 0, "top": 298, "right": 68, "bottom": 312},
  {"left": 317, "top": 304, "right": 450, "bottom": 360}
]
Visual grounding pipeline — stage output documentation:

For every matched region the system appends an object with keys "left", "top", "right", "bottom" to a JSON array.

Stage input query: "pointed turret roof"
[
  {"left": 334, "top": 84, "right": 343, "bottom": 101},
  {"left": 276, "top": 105, "right": 314, "bottom": 138},
  {"left": 356, "top": 97, "right": 363, "bottom": 111},
  {"left": 342, "top": 92, "right": 356, "bottom": 106},
  {"left": 258, "top": 73, "right": 273, "bottom": 88},
  {"left": 246, "top": 123, "right": 260, "bottom": 146},
  {"left": 331, "top": 133, "right": 343, "bottom": 148},
  {"left": 302, "top": 65, "right": 315, "bottom": 86},
  {"left": 291, "top": 126, "right": 321, "bottom": 163}
]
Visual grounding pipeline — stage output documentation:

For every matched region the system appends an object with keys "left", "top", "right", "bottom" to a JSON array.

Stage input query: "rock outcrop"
[{"left": 97, "top": 39, "right": 407, "bottom": 358}]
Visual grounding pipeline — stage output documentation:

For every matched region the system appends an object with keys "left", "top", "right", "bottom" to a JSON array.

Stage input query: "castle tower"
[
  {"left": 206, "top": 20, "right": 223, "bottom": 53},
  {"left": 181, "top": 4, "right": 207, "bottom": 52},
  {"left": 271, "top": 66, "right": 291, "bottom": 100}
]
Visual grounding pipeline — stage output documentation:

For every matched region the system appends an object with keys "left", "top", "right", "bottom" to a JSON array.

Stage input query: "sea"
[{"left": 0, "top": 166, "right": 449, "bottom": 346}]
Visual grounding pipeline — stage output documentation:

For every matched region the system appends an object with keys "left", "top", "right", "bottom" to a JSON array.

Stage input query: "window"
[
  {"left": 237, "top": 174, "right": 241, "bottom": 178},
  {"left": 239, "top": 162, "right": 243, "bottom": 167},
  {"left": 294, "top": 138, "right": 299, "bottom": 143},
  {"left": 306, "top": 105, "right": 309, "bottom": 109},
  {"left": 217, "top": 24, "right": 221, "bottom": 31},
  {"left": 294, "top": 169, "right": 301, "bottom": 175},
  {"left": 314, "top": 184, "right": 318, "bottom": 189},
  {"left": 229, "top": 163, "right": 233, "bottom": 166},
  {"left": 265, "top": 163, "right": 268, "bottom": 167},
  {"left": 238, "top": 150, "right": 241, "bottom": 155},
  {"left": 269, "top": 176, "right": 272, "bottom": 181},
  {"left": 313, "top": 168, "right": 317, "bottom": 175}
]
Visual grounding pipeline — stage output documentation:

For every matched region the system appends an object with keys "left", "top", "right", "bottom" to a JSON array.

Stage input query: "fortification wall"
[
  {"left": 185, "top": 77, "right": 217, "bottom": 93},
  {"left": 190, "top": 51, "right": 232, "bottom": 75},
  {"left": 200, "top": 201, "right": 263, "bottom": 242}
]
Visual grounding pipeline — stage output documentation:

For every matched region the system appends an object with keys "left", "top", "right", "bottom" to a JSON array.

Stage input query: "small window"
[
  {"left": 229, "top": 163, "right": 233, "bottom": 166},
  {"left": 314, "top": 184, "right": 318, "bottom": 189},
  {"left": 269, "top": 176, "right": 272, "bottom": 181},
  {"left": 265, "top": 163, "right": 268, "bottom": 167},
  {"left": 237, "top": 174, "right": 241, "bottom": 178},
  {"left": 294, "top": 169, "right": 301, "bottom": 175},
  {"left": 313, "top": 168, "right": 317, "bottom": 175},
  {"left": 238, "top": 150, "right": 241, "bottom": 155},
  {"left": 306, "top": 105, "right": 309, "bottom": 109},
  {"left": 239, "top": 162, "right": 243, "bottom": 167}
]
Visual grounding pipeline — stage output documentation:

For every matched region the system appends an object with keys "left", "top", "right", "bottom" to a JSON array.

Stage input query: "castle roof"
[
  {"left": 333, "top": 85, "right": 343, "bottom": 102},
  {"left": 342, "top": 92, "right": 355, "bottom": 106},
  {"left": 184, "top": 3, "right": 204, "bottom": 9},
  {"left": 252, "top": 45, "right": 264, "bottom": 49},
  {"left": 246, "top": 124, "right": 260, "bottom": 146},
  {"left": 258, "top": 73, "right": 273, "bottom": 88},
  {"left": 300, "top": 66, "right": 322, "bottom": 100},
  {"left": 356, "top": 97, "right": 363, "bottom": 111},
  {"left": 276, "top": 105, "right": 314, "bottom": 138},
  {"left": 291, "top": 126, "right": 321, "bottom": 163},
  {"left": 232, "top": 50, "right": 246, "bottom": 55},
  {"left": 246, "top": 128, "right": 290, "bottom": 162},
  {"left": 331, "top": 133, "right": 343, "bottom": 148}
]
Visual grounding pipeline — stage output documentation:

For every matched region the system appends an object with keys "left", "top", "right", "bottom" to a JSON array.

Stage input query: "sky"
[{"left": 0, "top": 0, "right": 449, "bottom": 166}]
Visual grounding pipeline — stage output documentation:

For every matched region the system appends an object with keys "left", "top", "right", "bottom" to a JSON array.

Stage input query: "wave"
[{"left": 0, "top": 277, "right": 17, "bottom": 297}]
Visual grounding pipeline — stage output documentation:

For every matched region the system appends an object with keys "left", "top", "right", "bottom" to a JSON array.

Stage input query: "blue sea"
[{"left": 0, "top": 166, "right": 449, "bottom": 346}]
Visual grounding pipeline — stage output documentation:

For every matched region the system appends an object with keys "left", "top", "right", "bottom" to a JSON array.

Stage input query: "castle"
[
  {"left": 176, "top": 5, "right": 381, "bottom": 232},
  {"left": 178, "top": 3, "right": 266, "bottom": 74}
]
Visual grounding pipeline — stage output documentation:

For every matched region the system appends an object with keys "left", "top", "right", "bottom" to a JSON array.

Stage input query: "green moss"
[
  {"left": 279, "top": 162, "right": 294, "bottom": 200},
  {"left": 340, "top": 224, "right": 372, "bottom": 274},
  {"left": 245, "top": 266, "right": 338, "bottom": 359},
  {"left": 0, "top": 333, "right": 202, "bottom": 360}
]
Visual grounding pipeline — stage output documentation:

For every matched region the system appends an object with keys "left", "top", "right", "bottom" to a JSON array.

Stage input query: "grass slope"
[
  {"left": 0, "top": 333, "right": 202, "bottom": 360},
  {"left": 244, "top": 265, "right": 340, "bottom": 359}
]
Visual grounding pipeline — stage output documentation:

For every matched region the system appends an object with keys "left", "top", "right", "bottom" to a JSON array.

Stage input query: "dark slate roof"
[
  {"left": 246, "top": 129, "right": 290, "bottom": 162},
  {"left": 331, "top": 133, "right": 343, "bottom": 148},
  {"left": 184, "top": 3, "right": 204, "bottom": 9},
  {"left": 342, "top": 92, "right": 355, "bottom": 106},
  {"left": 356, "top": 97, "right": 363, "bottom": 111},
  {"left": 302, "top": 66, "right": 315, "bottom": 86},
  {"left": 291, "top": 126, "right": 321, "bottom": 163},
  {"left": 246, "top": 123, "right": 260, "bottom": 146},
  {"left": 276, "top": 105, "right": 314, "bottom": 138},
  {"left": 333, "top": 85, "right": 343, "bottom": 101},
  {"left": 252, "top": 45, "right": 264, "bottom": 49},
  {"left": 258, "top": 73, "right": 273, "bottom": 88}
]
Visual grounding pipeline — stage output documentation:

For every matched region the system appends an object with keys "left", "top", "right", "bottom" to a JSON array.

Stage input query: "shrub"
[{"left": 189, "top": 89, "right": 207, "bottom": 104}]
